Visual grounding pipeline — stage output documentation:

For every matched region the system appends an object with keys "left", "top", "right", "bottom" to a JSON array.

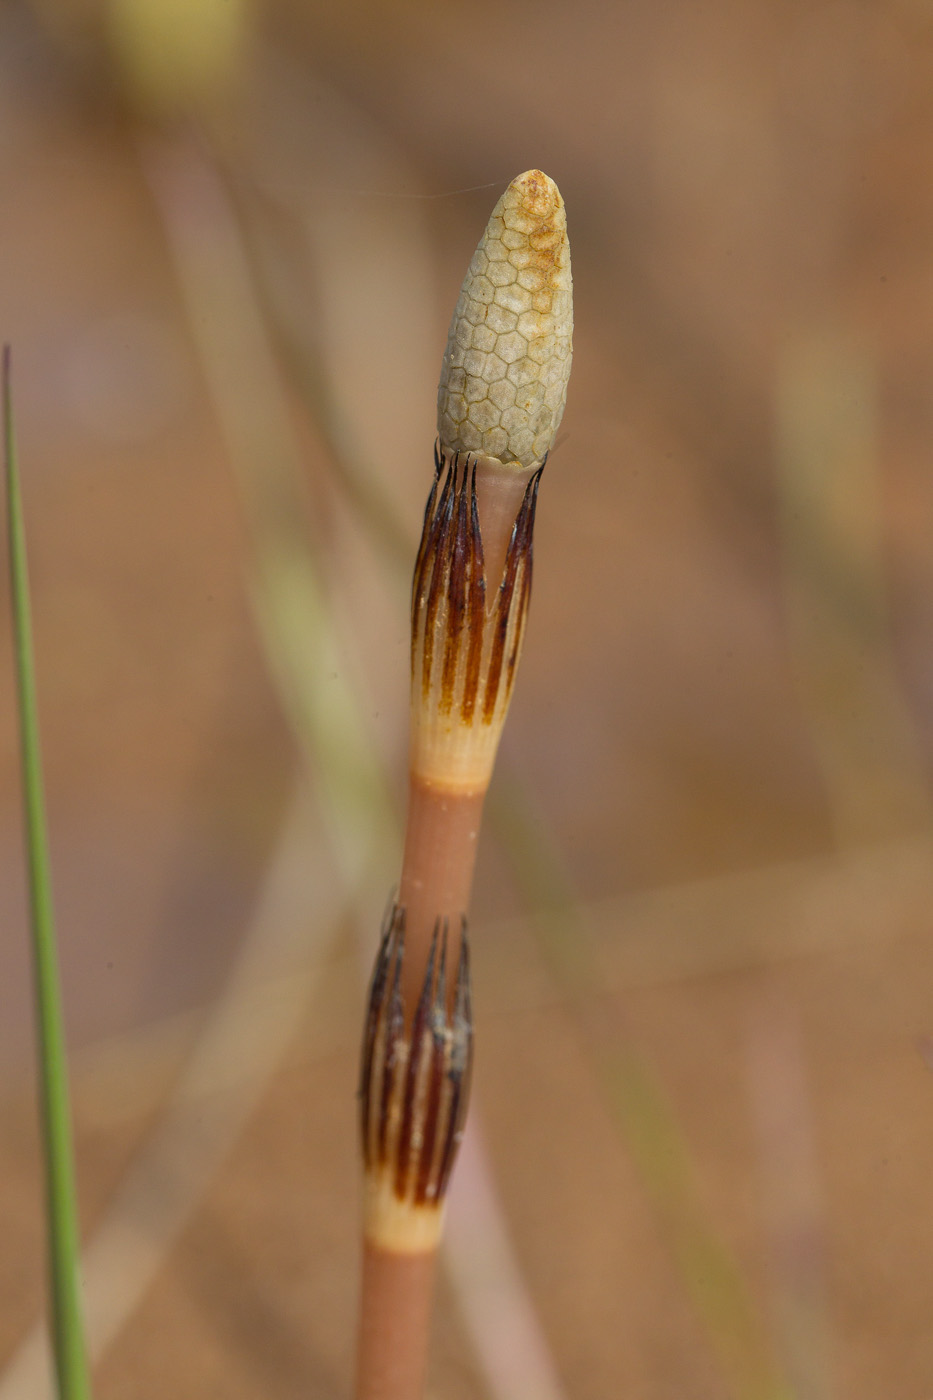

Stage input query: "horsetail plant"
[
  {"left": 3, "top": 348, "right": 93, "bottom": 1400},
  {"left": 355, "top": 170, "right": 573, "bottom": 1400}
]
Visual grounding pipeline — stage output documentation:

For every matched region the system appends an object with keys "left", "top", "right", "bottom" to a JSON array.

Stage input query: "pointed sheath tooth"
[{"left": 437, "top": 170, "right": 573, "bottom": 470}]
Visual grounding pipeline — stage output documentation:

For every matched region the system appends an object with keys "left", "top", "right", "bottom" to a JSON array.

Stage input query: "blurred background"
[{"left": 2, "top": 0, "right": 933, "bottom": 1396}]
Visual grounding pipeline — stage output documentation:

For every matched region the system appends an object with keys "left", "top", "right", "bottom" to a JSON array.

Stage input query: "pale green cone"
[{"left": 437, "top": 170, "right": 573, "bottom": 469}]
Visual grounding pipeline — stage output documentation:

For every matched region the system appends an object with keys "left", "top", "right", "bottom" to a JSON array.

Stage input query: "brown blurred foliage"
[{"left": 2, "top": 1, "right": 933, "bottom": 1396}]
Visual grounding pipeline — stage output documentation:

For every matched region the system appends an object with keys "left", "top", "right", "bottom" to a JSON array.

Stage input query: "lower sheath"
[{"left": 355, "top": 1240, "right": 438, "bottom": 1400}]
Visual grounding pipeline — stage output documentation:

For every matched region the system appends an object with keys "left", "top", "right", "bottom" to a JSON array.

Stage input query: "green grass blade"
[{"left": 3, "top": 346, "right": 93, "bottom": 1400}]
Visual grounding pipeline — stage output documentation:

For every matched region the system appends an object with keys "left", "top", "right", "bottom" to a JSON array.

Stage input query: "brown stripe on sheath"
[
  {"left": 379, "top": 933, "right": 405, "bottom": 1171},
  {"left": 358, "top": 901, "right": 473, "bottom": 1209},
  {"left": 411, "top": 452, "right": 487, "bottom": 722},
  {"left": 397, "top": 924, "right": 442, "bottom": 1196},
  {"left": 482, "top": 466, "right": 543, "bottom": 723},
  {"left": 411, "top": 450, "right": 455, "bottom": 680},
  {"left": 460, "top": 465, "right": 486, "bottom": 722},
  {"left": 501, "top": 466, "right": 542, "bottom": 701},
  {"left": 439, "top": 474, "right": 469, "bottom": 712},
  {"left": 414, "top": 931, "right": 448, "bottom": 1204},
  {"left": 359, "top": 902, "right": 406, "bottom": 1173},
  {"left": 416, "top": 457, "right": 457, "bottom": 695},
  {"left": 410, "top": 444, "right": 444, "bottom": 609},
  {"left": 359, "top": 907, "right": 394, "bottom": 1169},
  {"left": 437, "top": 929, "right": 472, "bottom": 1198}
]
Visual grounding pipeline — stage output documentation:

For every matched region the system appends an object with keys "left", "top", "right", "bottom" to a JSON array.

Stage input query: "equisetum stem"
[
  {"left": 396, "top": 453, "right": 536, "bottom": 1012},
  {"left": 397, "top": 778, "right": 483, "bottom": 1013},
  {"left": 354, "top": 169, "right": 572, "bottom": 1400},
  {"left": 354, "top": 452, "right": 543, "bottom": 1400},
  {"left": 356, "top": 1244, "right": 437, "bottom": 1400}
]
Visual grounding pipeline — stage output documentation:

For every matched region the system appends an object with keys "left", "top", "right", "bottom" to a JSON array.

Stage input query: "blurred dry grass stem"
[
  {"left": 107, "top": 0, "right": 252, "bottom": 115},
  {"left": 776, "top": 324, "right": 932, "bottom": 846},
  {"left": 745, "top": 995, "right": 831, "bottom": 1400},
  {"left": 497, "top": 795, "right": 794, "bottom": 1400}
]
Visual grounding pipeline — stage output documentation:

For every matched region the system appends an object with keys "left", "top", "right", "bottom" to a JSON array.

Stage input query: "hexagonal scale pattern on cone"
[{"left": 437, "top": 170, "right": 573, "bottom": 469}]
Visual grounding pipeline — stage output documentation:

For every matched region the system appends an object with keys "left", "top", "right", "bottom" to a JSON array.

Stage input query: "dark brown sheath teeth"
[
  {"left": 409, "top": 448, "right": 543, "bottom": 789},
  {"left": 360, "top": 902, "right": 473, "bottom": 1210}
]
